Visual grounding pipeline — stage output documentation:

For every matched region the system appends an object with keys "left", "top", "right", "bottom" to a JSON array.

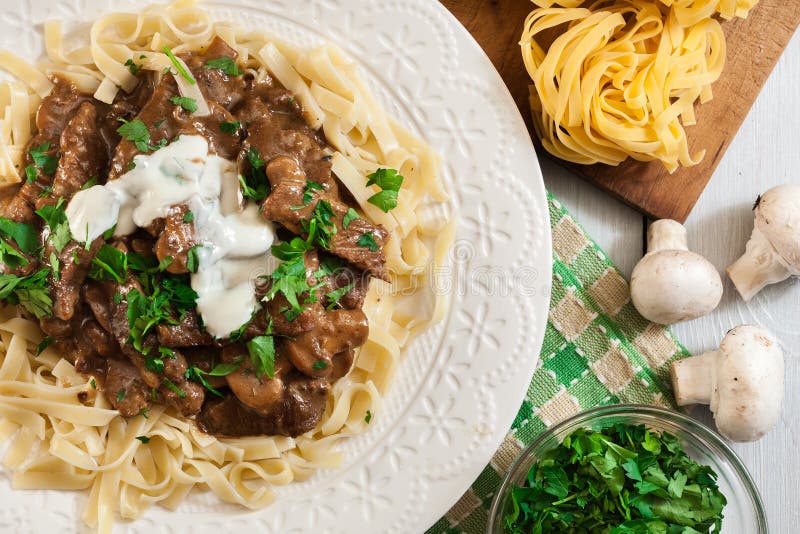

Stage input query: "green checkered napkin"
[{"left": 427, "top": 191, "right": 690, "bottom": 533}]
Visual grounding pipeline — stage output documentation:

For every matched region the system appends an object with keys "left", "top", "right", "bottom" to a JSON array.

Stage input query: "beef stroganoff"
[{"left": 0, "top": 1, "right": 453, "bottom": 530}]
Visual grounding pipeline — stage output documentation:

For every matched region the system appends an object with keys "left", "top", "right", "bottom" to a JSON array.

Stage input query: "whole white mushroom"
[
  {"left": 630, "top": 219, "right": 723, "bottom": 325},
  {"left": 727, "top": 184, "right": 800, "bottom": 301},
  {"left": 670, "top": 324, "right": 784, "bottom": 442}
]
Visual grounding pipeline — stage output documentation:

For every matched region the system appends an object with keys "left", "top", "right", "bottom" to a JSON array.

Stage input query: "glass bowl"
[{"left": 487, "top": 404, "right": 767, "bottom": 533}]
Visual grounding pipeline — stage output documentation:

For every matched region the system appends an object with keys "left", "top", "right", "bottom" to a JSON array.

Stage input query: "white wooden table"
[{"left": 541, "top": 30, "right": 800, "bottom": 533}]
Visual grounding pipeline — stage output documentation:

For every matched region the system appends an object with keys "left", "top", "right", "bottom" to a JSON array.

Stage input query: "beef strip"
[
  {"left": 126, "top": 349, "right": 204, "bottom": 417},
  {"left": 105, "top": 357, "right": 150, "bottom": 417},
  {"left": 1, "top": 78, "right": 91, "bottom": 224},
  {"left": 157, "top": 310, "right": 214, "bottom": 347},
  {"left": 198, "top": 372, "right": 329, "bottom": 437},
  {"left": 35, "top": 101, "right": 107, "bottom": 210},
  {"left": 155, "top": 204, "right": 195, "bottom": 274},
  {"left": 181, "top": 37, "right": 247, "bottom": 110},
  {"left": 48, "top": 238, "right": 102, "bottom": 321},
  {"left": 260, "top": 156, "right": 389, "bottom": 280}
]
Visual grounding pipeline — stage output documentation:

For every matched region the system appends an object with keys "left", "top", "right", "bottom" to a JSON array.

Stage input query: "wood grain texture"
[{"left": 441, "top": 0, "right": 800, "bottom": 222}]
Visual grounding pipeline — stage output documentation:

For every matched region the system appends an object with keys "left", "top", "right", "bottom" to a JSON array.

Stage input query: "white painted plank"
[{"left": 670, "top": 30, "right": 800, "bottom": 534}]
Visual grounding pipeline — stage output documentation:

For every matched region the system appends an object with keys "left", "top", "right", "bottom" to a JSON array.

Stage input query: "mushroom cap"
[
  {"left": 630, "top": 249, "right": 723, "bottom": 325},
  {"left": 712, "top": 324, "right": 784, "bottom": 442},
  {"left": 754, "top": 184, "right": 800, "bottom": 272}
]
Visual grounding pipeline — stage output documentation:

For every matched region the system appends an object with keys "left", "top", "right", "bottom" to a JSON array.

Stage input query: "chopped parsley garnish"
[
  {"left": 325, "top": 282, "right": 354, "bottom": 310},
  {"left": 301, "top": 199, "right": 337, "bottom": 249},
  {"left": 117, "top": 118, "right": 154, "bottom": 153},
  {"left": 342, "top": 208, "right": 360, "bottom": 229},
  {"left": 312, "top": 359, "right": 328, "bottom": 370},
  {"left": 117, "top": 388, "right": 126, "bottom": 402},
  {"left": 89, "top": 245, "right": 128, "bottom": 283},
  {"left": 36, "top": 336, "right": 55, "bottom": 356},
  {"left": 365, "top": 168, "right": 403, "bottom": 212},
  {"left": 124, "top": 58, "right": 142, "bottom": 75},
  {"left": 247, "top": 334, "right": 275, "bottom": 379},
  {"left": 357, "top": 232, "right": 378, "bottom": 251},
  {"left": 25, "top": 165, "right": 38, "bottom": 184},
  {"left": 128, "top": 161, "right": 136, "bottom": 171},
  {"left": 49, "top": 251, "right": 60, "bottom": 281},
  {"left": 0, "top": 218, "right": 40, "bottom": 267},
  {"left": 35, "top": 198, "right": 71, "bottom": 253},
  {"left": 169, "top": 96, "right": 197, "bottom": 112},
  {"left": 30, "top": 142, "right": 59, "bottom": 176},
  {"left": 239, "top": 147, "right": 269, "bottom": 201},
  {"left": 271, "top": 237, "right": 311, "bottom": 261},
  {"left": 302, "top": 180, "right": 324, "bottom": 206},
  {"left": 89, "top": 378, "right": 97, "bottom": 389},
  {"left": 203, "top": 57, "right": 241, "bottom": 76},
  {"left": 0, "top": 268, "right": 52, "bottom": 318},
  {"left": 182, "top": 211, "right": 194, "bottom": 223},
  {"left": 186, "top": 245, "right": 201, "bottom": 273},
  {"left": 144, "top": 356, "right": 165, "bottom": 374},
  {"left": 185, "top": 363, "right": 237, "bottom": 397},
  {"left": 502, "top": 423, "right": 727, "bottom": 534},
  {"left": 135, "top": 435, "right": 150, "bottom": 444},
  {"left": 0, "top": 218, "right": 39, "bottom": 254},
  {"left": 38, "top": 185, "right": 53, "bottom": 198},
  {"left": 220, "top": 120, "right": 240, "bottom": 134},
  {"left": 162, "top": 45, "right": 196, "bottom": 84},
  {"left": 365, "top": 410, "right": 372, "bottom": 424},
  {"left": 162, "top": 379, "right": 186, "bottom": 398},
  {"left": 262, "top": 253, "right": 314, "bottom": 320},
  {"left": 80, "top": 176, "right": 98, "bottom": 190},
  {"left": 159, "top": 346, "right": 176, "bottom": 359},
  {"left": 136, "top": 407, "right": 150, "bottom": 419}
]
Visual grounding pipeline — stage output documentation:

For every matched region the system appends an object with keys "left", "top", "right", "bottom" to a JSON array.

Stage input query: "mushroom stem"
[
  {"left": 647, "top": 219, "right": 688, "bottom": 253},
  {"left": 727, "top": 226, "right": 793, "bottom": 301},
  {"left": 671, "top": 351, "right": 716, "bottom": 406}
]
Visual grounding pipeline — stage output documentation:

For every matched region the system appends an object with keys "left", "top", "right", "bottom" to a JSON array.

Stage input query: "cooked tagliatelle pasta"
[
  {"left": 0, "top": 1, "right": 453, "bottom": 531},
  {"left": 520, "top": 0, "right": 738, "bottom": 172}
]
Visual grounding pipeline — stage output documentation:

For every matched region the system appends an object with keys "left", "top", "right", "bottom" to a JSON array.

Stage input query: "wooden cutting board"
[{"left": 441, "top": 0, "right": 800, "bottom": 222}]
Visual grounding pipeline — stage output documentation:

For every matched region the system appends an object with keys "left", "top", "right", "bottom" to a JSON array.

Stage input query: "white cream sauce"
[{"left": 66, "top": 135, "right": 277, "bottom": 338}]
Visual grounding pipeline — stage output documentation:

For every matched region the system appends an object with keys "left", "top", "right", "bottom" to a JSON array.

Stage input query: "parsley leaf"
[
  {"left": 184, "top": 363, "right": 237, "bottom": 397},
  {"left": 342, "top": 208, "right": 360, "bottom": 229},
  {"left": 325, "top": 282, "right": 354, "bottom": 310},
  {"left": 162, "top": 379, "right": 186, "bottom": 398},
  {"left": 271, "top": 237, "right": 311, "bottom": 261},
  {"left": 262, "top": 255, "right": 314, "bottom": 320},
  {"left": 301, "top": 200, "right": 337, "bottom": 249},
  {"left": 203, "top": 57, "right": 241, "bottom": 76},
  {"left": 144, "top": 356, "right": 164, "bottom": 374},
  {"left": 117, "top": 388, "right": 126, "bottom": 402},
  {"left": 0, "top": 240, "right": 29, "bottom": 270},
  {"left": 117, "top": 118, "right": 152, "bottom": 153},
  {"left": 357, "top": 232, "right": 378, "bottom": 251},
  {"left": 36, "top": 336, "right": 55, "bottom": 356},
  {"left": 365, "top": 168, "right": 403, "bottom": 212},
  {"left": 49, "top": 251, "right": 60, "bottom": 281},
  {"left": 239, "top": 148, "right": 269, "bottom": 201},
  {"left": 162, "top": 45, "right": 196, "bottom": 84},
  {"left": 0, "top": 268, "right": 52, "bottom": 318},
  {"left": 29, "top": 142, "right": 58, "bottom": 176},
  {"left": 125, "top": 58, "right": 142, "bottom": 75},
  {"left": 247, "top": 335, "right": 275, "bottom": 379},
  {"left": 302, "top": 180, "right": 324, "bottom": 206},
  {"left": 220, "top": 120, "right": 240, "bottom": 134},
  {"left": 365, "top": 410, "right": 372, "bottom": 424},
  {"left": 25, "top": 165, "right": 38, "bottom": 184},
  {"left": 312, "top": 359, "right": 328, "bottom": 370},
  {"left": 89, "top": 245, "right": 128, "bottom": 283},
  {"left": 182, "top": 211, "right": 194, "bottom": 223},
  {"left": 135, "top": 435, "right": 150, "bottom": 443},
  {"left": 169, "top": 96, "right": 198, "bottom": 112},
  {"left": 0, "top": 218, "right": 39, "bottom": 254},
  {"left": 186, "top": 245, "right": 201, "bottom": 273}
]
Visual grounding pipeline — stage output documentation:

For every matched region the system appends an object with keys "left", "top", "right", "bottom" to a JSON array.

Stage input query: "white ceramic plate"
[{"left": 0, "top": 1, "right": 551, "bottom": 532}]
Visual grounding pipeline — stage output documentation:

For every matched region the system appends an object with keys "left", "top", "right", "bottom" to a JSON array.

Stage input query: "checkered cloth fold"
[{"left": 426, "top": 191, "right": 690, "bottom": 533}]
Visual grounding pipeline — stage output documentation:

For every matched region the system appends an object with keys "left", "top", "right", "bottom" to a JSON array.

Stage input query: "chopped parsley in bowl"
[{"left": 488, "top": 405, "right": 767, "bottom": 534}]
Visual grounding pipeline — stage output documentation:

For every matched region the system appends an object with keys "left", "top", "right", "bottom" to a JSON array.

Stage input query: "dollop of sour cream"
[{"left": 66, "top": 135, "right": 277, "bottom": 337}]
